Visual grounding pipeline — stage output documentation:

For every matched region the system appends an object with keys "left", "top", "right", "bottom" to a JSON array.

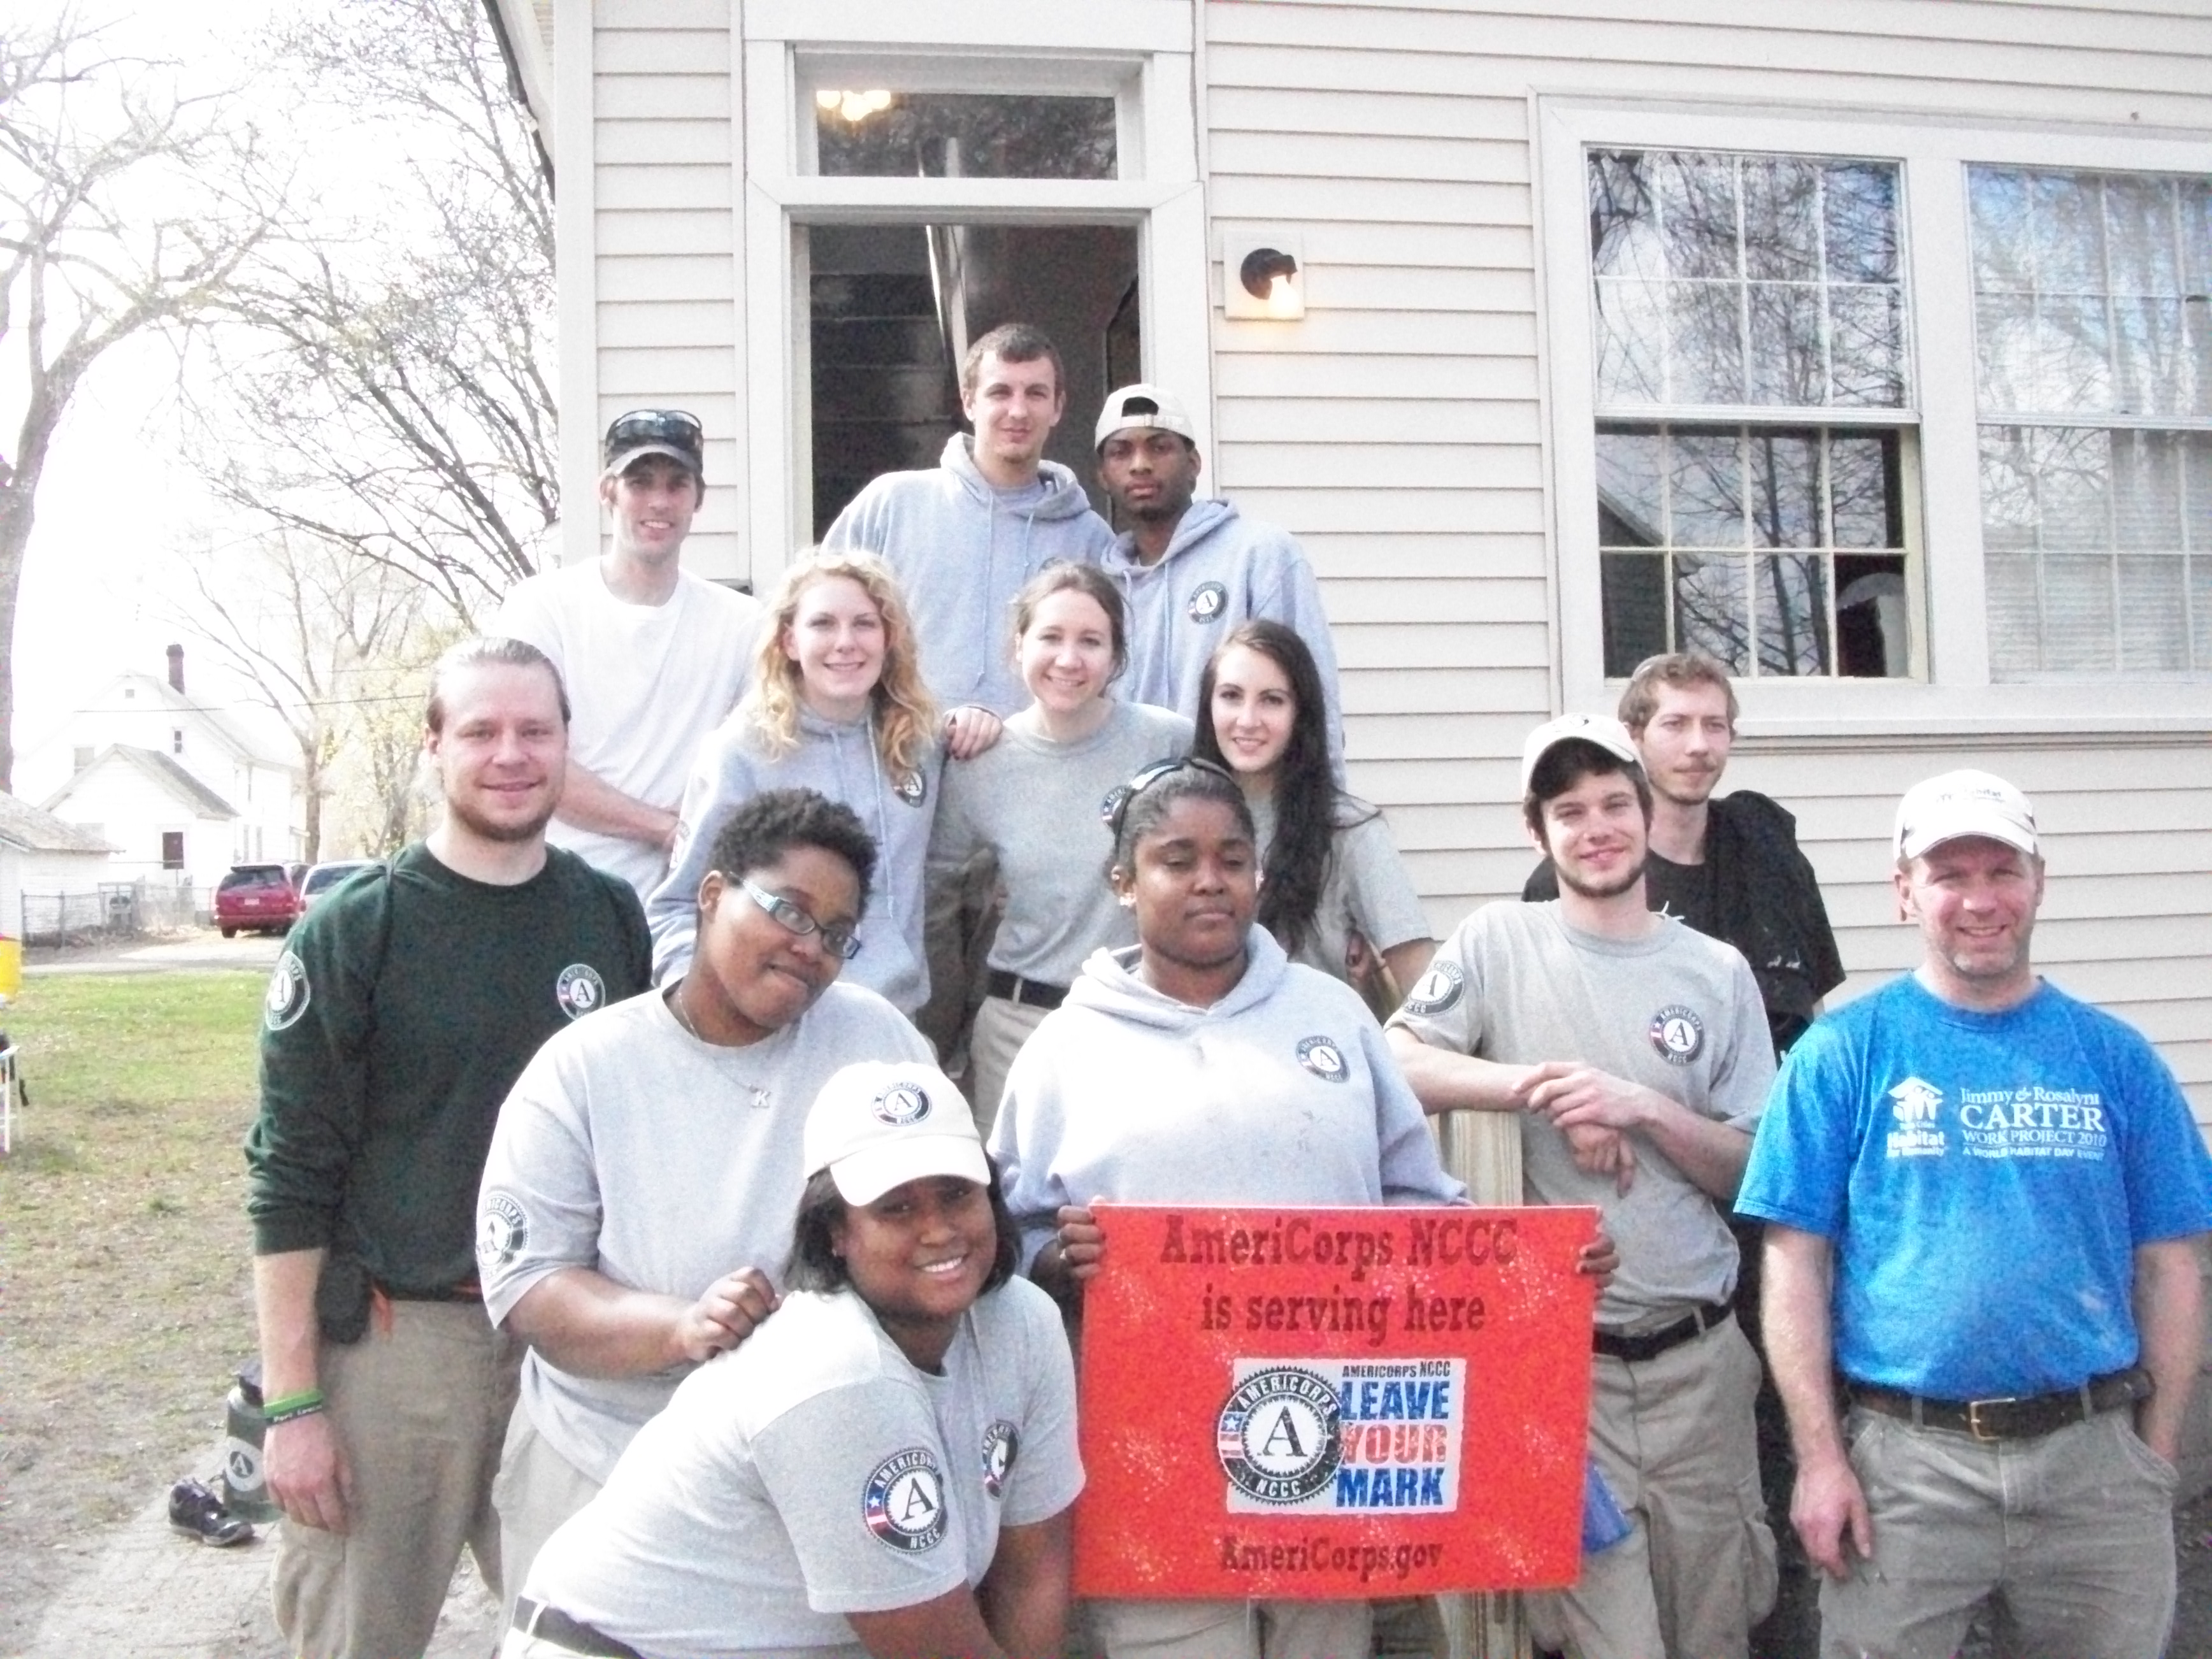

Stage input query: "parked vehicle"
[
  {"left": 214, "top": 865, "right": 303, "bottom": 938},
  {"left": 298, "top": 859, "right": 377, "bottom": 910}
]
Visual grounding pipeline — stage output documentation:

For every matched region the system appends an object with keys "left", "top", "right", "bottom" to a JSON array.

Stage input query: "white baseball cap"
[
  {"left": 803, "top": 1060, "right": 989, "bottom": 1206},
  {"left": 1520, "top": 714, "right": 1642, "bottom": 794},
  {"left": 1095, "top": 383, "right": 1196, "bottom": 450},
  {"left": 1893, "top": 770, "right": 2039, "bottom": 861}
]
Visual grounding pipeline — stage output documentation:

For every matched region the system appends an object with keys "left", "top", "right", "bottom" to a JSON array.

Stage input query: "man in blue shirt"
[{"left": 1738, "top": 768, "right": 2211, "bottom": 1658}]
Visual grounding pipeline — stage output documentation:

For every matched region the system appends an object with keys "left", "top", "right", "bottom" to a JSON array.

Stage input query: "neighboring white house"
[
  {"left": 0, "top": 793, "right": 115, "bottom": 945},
  {"left": 17, "top": 645, "right": 305, "bottom": 886},
  {"left": 36, "top": 745, "right": 247, "bottom": 900}
]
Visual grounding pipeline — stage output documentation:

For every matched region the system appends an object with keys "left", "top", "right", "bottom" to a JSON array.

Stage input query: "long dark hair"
[
  {"left": 1191, "top": 621, "right": 1357, "bottom": 959},
  {"left": 784, "top": 1162, "right": 1021, "bottom": 1298}
]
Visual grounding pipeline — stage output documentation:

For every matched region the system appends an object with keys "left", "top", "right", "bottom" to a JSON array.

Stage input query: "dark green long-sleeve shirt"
[{"left": 245, "top": 842, "right": 650, "bottom": 1294}]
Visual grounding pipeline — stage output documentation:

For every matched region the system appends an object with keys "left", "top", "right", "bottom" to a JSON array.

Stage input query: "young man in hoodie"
[
  {"left": 824, "top": 324, "right": 1115, "bottom": 1063},
  {"left": 1093, "top": 384, "right": 1345, "bottom": 773},
  {"left": 822, "top": 322, "right": 1115, "bottom": 730}
]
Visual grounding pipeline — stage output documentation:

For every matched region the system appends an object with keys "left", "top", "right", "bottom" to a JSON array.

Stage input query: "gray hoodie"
[
  {"left": 1103, "top": 497, "right": 1346, "bottom": 774},
  {"left": 989, "top": 928, "right": 1465, "bottom": 1266},
  {"left": 646, "top": 707, "right": 941, "bottom": 1016},
  {"left": 823, "top": 436, "right": 1115, "bottom": 716}
]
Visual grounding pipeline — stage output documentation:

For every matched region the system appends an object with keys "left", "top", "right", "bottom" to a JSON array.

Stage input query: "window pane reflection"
[
  {"left": 1588, "top": 148, "right": 1909, "bottom": 411},
  {"left": 1969, "top": 166, "right": 2211, "bottom": 419},
  {"left": 1976, "top": 425, "right": 2212, "bottom": 675},
  {"left": 816, "top": 92, "right": 1116, "bottom": 180},
  {"left": 1598, "top": 423, "right": 1910, "bottom": 677}
]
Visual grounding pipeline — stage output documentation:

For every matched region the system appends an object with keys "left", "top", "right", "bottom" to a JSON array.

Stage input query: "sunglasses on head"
[
  {"left": 604, "top": 408, "right": 703, "bottom": 456},
  {"left": 1106, "top": 754, "right": 1239, "bottom": 842}
]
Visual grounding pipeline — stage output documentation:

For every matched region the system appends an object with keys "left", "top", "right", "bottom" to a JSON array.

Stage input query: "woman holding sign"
[
  {"left": 504, "top": 1059, "right": 1082, "bottom": 1659},
  {"left": 989, "top": 758, "right": 1465, "bottom": 1659}
]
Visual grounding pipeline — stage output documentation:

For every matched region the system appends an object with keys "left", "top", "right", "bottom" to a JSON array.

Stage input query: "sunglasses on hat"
[{"left": 603, "top": 408, "right": 703, "bottom": 464}]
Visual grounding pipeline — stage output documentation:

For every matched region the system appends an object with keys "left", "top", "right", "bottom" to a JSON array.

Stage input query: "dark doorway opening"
[{"left": 808, "top": 222, "right": 1140, "bottom": 538}]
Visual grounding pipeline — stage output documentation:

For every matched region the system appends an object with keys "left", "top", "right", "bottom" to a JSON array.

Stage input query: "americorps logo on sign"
[{"left": 1217, "top": 1357, "right": 1467, "bottom": 1516}]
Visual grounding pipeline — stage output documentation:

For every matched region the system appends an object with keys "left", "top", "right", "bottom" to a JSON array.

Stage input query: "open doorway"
[{"left": 808, "top": 222, "right": 1140, "bottom": 538}]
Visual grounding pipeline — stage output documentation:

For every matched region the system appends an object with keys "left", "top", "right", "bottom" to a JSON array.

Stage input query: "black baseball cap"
[{"left": 603, "top": 408, "right": 705, "bottom": 481}]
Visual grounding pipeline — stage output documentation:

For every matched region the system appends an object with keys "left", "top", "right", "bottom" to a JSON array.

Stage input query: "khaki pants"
[
  {"left": 1089, "top": 1596, "right": 1372, "bottom": 1659},
  {"left": 970, "top": 992, "right": 1052, "bottom": 1138},
  {"left": 1528, "top": 1314, "right": 1776, "bottom": 1659},
  {"left": 492, "top": 1405, "right": 604, "bottom": 1631},
  {"left": 1819, "top": 1405, "right": 2178, "bottom": 1659},
  {"left": 272, "top": 1300, "right": 521, "bottom": 1659}
]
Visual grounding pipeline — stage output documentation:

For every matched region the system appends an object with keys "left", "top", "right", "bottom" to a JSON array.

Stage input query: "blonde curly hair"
[{"left": 738, "top": 550, "right": 937, "bottom": 783}]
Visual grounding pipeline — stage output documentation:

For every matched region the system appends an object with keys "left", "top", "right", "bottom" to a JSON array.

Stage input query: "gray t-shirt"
[
  {"left": 522, "top": 1281, "right": 1083, "bottom": 1659},
  {"left": 1388, "top": 901, "right": 1773, "bottom": 1326},
  {"left": 1250, "top": 793, "right": 1432, "bottom": 983},
  {"left": 928, "top": 701, "right": 1191, "bottom": 988},
  {"left": 478, "top": 984, "right": 932, "bottom": 1481}
]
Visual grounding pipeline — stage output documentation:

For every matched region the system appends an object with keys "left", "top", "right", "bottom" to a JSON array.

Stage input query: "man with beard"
[
  {"left": 245, "top": 637, "right": 650, "bottom": 1659},
  {"left": 1388, "top": 714, "right": 1778, "bottom": 1659},
  {"left": 1521, "top": 657, "right": 1844, "bottom": 1655},
  {"left": 1522, "top": 654, "right": 1842, "bottom": 1057},
  {"left": 1093, "top": 383, "right": 1345, "bottom": 772}
]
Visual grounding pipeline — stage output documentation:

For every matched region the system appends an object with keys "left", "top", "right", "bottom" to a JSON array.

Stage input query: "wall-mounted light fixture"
[
  {"left": 815, "top": 88, "right": 893, "bottom": 123},
  {"left": 1223, "top": 232, "right": 1305, "bottom": 320}
]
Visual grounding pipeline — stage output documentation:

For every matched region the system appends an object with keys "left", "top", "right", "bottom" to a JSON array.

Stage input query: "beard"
[
  {"left": 441, "top": 788, "right": 557, "bottom": 845},
  {"left": 1556, "top": 854, "right": 1646, "bottom": 903}
]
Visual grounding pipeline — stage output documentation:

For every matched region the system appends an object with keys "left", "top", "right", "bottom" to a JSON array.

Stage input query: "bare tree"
[
  {"left": 190, "top": 0, "right": 557, "bottom": 628},
  {"left": 0, "top": 9, "right": 268, "bottom": 789},
  {"left": 171, "top": 527, "right": 425, "bottom": 863}
]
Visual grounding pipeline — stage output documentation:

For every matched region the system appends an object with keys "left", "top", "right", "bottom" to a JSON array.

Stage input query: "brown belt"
[{"left": 1848, "top": 1367, "right": 2151, "bottom": 1442}]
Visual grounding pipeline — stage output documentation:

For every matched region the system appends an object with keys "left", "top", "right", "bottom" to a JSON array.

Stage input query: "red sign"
[{"left": 1074, "top": 1203, "right": 1598, "bottom": 1598}]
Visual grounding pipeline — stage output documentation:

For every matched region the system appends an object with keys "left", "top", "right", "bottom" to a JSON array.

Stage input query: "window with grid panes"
[
  {"left": 1588, "top": 148, "right": 1916, "bottom": 679},
  {"left": 1970, "top": 168, "right": 2212, "bottom": 677}
]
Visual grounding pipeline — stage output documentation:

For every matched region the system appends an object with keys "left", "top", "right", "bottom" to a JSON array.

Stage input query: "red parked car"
[{"left": 214, "top": 864, "right": 303, "bottom": 938}]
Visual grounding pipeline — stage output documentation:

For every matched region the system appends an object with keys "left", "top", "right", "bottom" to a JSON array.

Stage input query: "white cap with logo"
[
  {"left": 1095, "top": 383, "right": 1196, "bottom": 450},
  {"left": 803, "top": 1060, "right": 989, "bottom": 1206},
  {"left": 1520, "top": 713, "right": 1641, "bottom": 794},
  {"left": 1893, "top": 769, "right": 2039, "bottom": 861}
]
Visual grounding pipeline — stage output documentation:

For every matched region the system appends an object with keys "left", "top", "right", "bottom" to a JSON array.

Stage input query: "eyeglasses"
[
  {"left": 603, "top": 408, "right": 704, "bottom": 457},
  {"left": 1105, "top": 754, "right": 1239, "bottom": 841},
  {"left": 740, "top": 878, "right": 862, "bottom": 959}
]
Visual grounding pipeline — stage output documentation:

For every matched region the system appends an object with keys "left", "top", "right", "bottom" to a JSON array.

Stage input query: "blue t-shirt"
[{"left": 1737, "top": 975, "right": 2212, "bottom": 1400}]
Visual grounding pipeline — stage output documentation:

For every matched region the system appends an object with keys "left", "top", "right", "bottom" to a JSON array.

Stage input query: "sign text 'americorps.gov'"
[{"left": 1074, "top": 1204, "right": 1600, "bottom": 1598}]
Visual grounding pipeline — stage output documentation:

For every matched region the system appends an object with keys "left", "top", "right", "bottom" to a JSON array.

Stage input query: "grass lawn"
[{"left": 0, "top": 970, "right": 267, "bottom": 1644}]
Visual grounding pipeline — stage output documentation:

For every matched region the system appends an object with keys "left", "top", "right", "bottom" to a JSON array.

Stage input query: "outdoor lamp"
[{"left": 1223, "top": 234, "right": 1305, "bottom": 319}]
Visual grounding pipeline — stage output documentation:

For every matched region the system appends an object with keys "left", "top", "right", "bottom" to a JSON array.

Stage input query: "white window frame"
[
  {"left": 737, "top": 1, "right": 1209, "bottom": 590},
  {"left": 1539, "top": 97, "right": 2212, "bottom": 735}
]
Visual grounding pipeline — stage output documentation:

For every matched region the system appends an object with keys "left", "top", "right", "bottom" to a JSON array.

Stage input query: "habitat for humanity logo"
[
  {"left": 1885, "top": 1077, "right": 1946, "bottom": 1158},
  {"left": 1215, "top": 1358, "right": 1465, "bottom": 1516}
]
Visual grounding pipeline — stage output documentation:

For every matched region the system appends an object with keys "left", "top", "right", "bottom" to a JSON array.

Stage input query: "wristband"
[{"left": 263, "top": 1388, "right": 327, "bottom": 1425}]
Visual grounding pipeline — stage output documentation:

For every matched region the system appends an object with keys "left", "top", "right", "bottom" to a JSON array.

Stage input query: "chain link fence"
[{"left": 20, "top": 880, "right": 198, "bottom": 945}]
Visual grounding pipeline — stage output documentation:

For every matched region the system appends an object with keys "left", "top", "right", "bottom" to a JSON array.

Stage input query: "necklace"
[{"left": 666, "top": 985, "right": 706, "bottom": 1042}]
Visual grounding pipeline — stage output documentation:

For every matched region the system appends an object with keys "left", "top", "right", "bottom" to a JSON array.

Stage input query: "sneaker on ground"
[{"left": 168, "top": 1477, "right": 255, "bottom": 1547}]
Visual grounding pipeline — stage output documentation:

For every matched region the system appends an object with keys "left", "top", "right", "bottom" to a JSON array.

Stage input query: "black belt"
[
  {"left": 512, "top": 1597, "right": 643, "bottom": 1659},
  {"left": 986, "top": 969, "right": 1066, "bottom": 1011},
  {"left": 1849, "top": 1367, "right": 2151, "bottom": 1443},
  {"left": 1593, "top": 1303, "right": 1732, "bottom": 1363}
]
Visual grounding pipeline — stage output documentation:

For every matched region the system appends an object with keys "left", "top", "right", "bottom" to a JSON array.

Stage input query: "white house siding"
[
  {"left": 1202, "top": 0, "right": 2212, "bottom": 1127},
  {"left": 573, "top": 0, "right": 745, "bottom": 580}
]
